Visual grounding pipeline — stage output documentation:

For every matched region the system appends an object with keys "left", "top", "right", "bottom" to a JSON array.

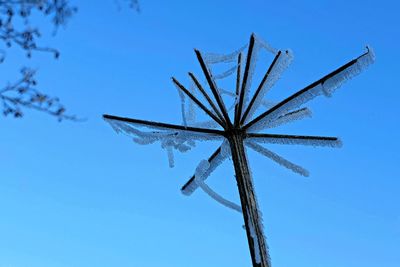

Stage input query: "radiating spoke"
[
  {"left": 172, "top": 77, "right": 226, "bottom": 128},
  {"left": 246, "top": 140, "right": 309, "bottom": 177},
  {"left": 234, "top": 53, "right": 242, "bottom": 124},
  {"left": 240, "top": 51, "right": 282, "bottom": 125},
  {"left": 181, "top": 141, "right": 231, "bottom": 195},
  {"left": 244, "top": 47, "right": 374, "bottom": 131},
  {"left": 249, "top": 107, "right": 312, "bottom": 132},
  {"left": 195, "top": 49, "right": 233, "bottom": 128},
  {"left": 103, "top": 114, "right": 225, "bottom": 136},
  {"left": 235, "top": 34, "right": 256, "bottom": 127},
  {"left": 247, "top": 133, "right": 342, "bottom": 148},
  {"left": 188, "top": 72, "right": 225, "bottom": 124}
]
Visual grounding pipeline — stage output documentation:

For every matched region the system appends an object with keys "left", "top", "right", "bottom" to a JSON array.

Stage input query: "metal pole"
[{"left": 228, "top": 131, "right": 270, "bottom": 267}]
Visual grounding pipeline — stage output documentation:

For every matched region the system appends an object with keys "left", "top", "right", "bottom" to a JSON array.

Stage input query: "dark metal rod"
[
  {"left": 240, "top": 51, "right": 282, "bottom": 125},
  {"left": 172, "top": 77, "right": 226, "bottom": 128},
  {"left": 228, "top": 133, "right": 270, "bottom": 267},
  {"left": 235, "top": 34, "right": 256, "bottom": 127},
  {"left": 244, "top": 50, "right": 368, "bottom": 131},
  {"left": 234, "top": 53, "right": 242, "bottom": 127},
  {"left": 103, "top": 114, "right": 225, "bottom": 135},
  {"left": 247, "top": 133, "right": 339, "bottom": 141},
  {"left": 181, "top": 146, "right": 222, "bottom": 194},
  {"left": 195, "top": 49, "right": 233, "bottom": 128},
  {"left": 188, "top": 72, "right": 226, "bottom": 126}
]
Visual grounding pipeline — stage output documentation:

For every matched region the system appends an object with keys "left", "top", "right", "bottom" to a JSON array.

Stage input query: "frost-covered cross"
[{"left": 103, "top": 34, "right": 374, "bottom": 267}]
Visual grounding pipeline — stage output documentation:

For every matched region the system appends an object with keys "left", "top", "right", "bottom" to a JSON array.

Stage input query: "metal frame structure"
[{"left": 103, "top": 34, "right": 374, "bottom": 267}]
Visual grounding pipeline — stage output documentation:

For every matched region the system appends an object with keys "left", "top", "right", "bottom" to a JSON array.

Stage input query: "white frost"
[
  {"left": 244, "top": 50, "right": 294, "bottom": 123},
  {"left": 249, "top": 107, "right": 312, "bottom": 132},
  {"left": 246, "top": 140, "right": 309, "bottom": 177},
  {"left": 321, "top": 46, "right": 375, "bottom": 97},
  {"left": 249, "top": 135, "right": 342, "bottom": 148},
  {"left": 214, "top": 66, "right": 237, "bottom": 80},
  {"left": 104, "top": 118, "right": 223, "bottom": 168},
  {"left": 247, "top": 210, "right": 262, "bottom": 264},
  {"left": 195, "top": 159, "right": 242, "bottom": 213},
  {"left": 203, "top": 45, "right": 247, "bottom": 64},
  {"left": 246, "top": 46, "right": 375, "bottom": 131},
  {"left": 240, "top": 35, "right": 281, "bottom": 114},
  {"left": 181, "top": 140, "right": 231, "bottom": 196}
]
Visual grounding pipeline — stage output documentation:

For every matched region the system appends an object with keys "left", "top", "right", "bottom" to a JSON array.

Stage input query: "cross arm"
[
  {"left": 103, "top": 114, "right": 225, "bottom": 136},
  {"left": 246, "top": 133, "right": 342, "bottom": 148}
]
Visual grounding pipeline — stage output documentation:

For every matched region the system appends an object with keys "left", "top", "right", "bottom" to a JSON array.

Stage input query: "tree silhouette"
[
  {"left": 0, "top": 0, "right": 139, "bottom": 120},
  {"left": 0, "top": 0, "right": 77, "bottom": 120}
]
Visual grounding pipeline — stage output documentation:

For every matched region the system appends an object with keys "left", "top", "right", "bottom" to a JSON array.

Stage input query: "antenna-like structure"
[{"left": 103, "top": 34, "right": 375, "bottom": 267}]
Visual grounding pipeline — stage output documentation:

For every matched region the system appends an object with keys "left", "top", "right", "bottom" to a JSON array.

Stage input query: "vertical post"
[{"left": 228, "top": 132, "right": 270, "bottom": 267}]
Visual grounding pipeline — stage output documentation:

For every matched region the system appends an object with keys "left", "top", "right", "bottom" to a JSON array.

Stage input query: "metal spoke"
[
  {"left": 235, "top": 33, "right": 256, "bottom": 127},
  {"left": 181, "top": 146, "right": 222, "bottom": 195},
  {"left": 172, "top": 77, "right": 225, "bottom": 128},
  {"left": 188, "top": 72, "right": 226, "bottom": 125},
  {"left": 195, "top": 49, "right": 233, "bottom": 128},
  {"left": 104, "top": 35, "right": 374, "bottom": 267},
  {"left": 234, "top": 52, "right": 242, "bottom": 127},
  {"left": 240, "top": 51, "right": 282, "bottom": 125},
  {"left": 246, "top": 141, "right": 309, "bottom": 177},
  {"left": 103, "top": 114, "right": 225, "bottom": 136},
  {"left": 247, "top": 133, "right": 342, "bottom": 147},
  {"left": 244, "top": 48, "right": 372, "bottom": 131}
]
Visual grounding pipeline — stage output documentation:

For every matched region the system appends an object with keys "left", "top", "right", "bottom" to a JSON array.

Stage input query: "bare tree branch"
[
  {"left": 0, "top": 0, "right": 77, "bottom": 58},
  {"left": 1, "top": 67, "right": 78, "bottom": 120}
]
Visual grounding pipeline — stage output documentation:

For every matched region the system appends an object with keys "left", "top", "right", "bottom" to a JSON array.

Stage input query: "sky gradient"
[{"left": 1, "top": 1, "right": 399, "bottom": 267}]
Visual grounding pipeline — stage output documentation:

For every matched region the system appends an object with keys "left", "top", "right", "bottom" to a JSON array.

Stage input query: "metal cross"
[{"left": 103, "top": 34, "right": 374, "bottom": 267}]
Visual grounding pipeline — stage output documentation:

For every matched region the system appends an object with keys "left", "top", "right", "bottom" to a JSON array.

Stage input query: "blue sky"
[{"left": 1, "top": 0, "right": 399, "bottom": 267}]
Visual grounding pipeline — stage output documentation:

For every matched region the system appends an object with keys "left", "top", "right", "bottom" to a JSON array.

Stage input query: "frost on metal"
[
  {"left": 246, "top": 140, "right": 309, "bottom": 177},
  {"left": 103, "top": 34, "right": 374, "bottom": 267},
  {"left": 194, "top": 155, "right": 242, "bottom": 213},
  {"left": 105, "top": 117, "right": 222, "bottom": 168}
]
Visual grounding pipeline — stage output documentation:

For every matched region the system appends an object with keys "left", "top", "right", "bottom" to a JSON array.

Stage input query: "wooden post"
[{"left": 228, "top": 131, "right": 270, "bottom": 267}]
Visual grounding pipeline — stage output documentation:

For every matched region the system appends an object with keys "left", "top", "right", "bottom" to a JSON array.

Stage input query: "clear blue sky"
[{"left": 1, "top": 1, "right": 399, "bottom": 267}]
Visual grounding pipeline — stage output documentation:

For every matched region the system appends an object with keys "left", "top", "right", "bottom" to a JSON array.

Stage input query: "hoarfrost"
[
  {"left": 249, "top": 135, "right": 342, "bottom": 148},
  {"left": 187, "top": 82, "right": 197, "bottom": 123},
  {"left": 240, "top": 35, "right": 281, "bottom": 113},
  {"left": 246, "top": 140, "right": 309, "bottom": 177},
  {"left": 181, "top": 140, "right": 231, "bottom": 195},
  {"left": 247, "top": 210, "right": 262, "bottom": 264},
  {"left": 244, "top": 50, "right": 294, "bottom": 123},
  {"left": 173, "top": 80, "right": 198, "bottom": 127},
  {"left": 261, "top": 100, "right": 276, "bottom": 110},
  {"left": 195, "top": 159, "right": 242, "bottom": 213},
  {"left": 218, "top": 88, "right": 237, "bottom": 97},
  {"left": 246, "top": 46, "right": 375, "bottom": 131},
  {"left": 176, "top": 87, "right": 188, "bottom": 126},
  {"left": 249, "top": 107, "right": 312, "bottom": 132},
  {"left": 321, "top": 46, "right": 375, "bottom": 97},
  {"left": 104, "top": 118, "right": 223, "bottom": 168},
  {"left": 190, "top": 120, "right": 220, "bottom": 129},
  {"left": 254, "top": 33, "right": 279, "bottom": 54},
  {"left": 165, "top": 144, "right": 175, "bottom": 167},
  {"left": 214, "top": 66, "right": 237, "bottom": 80},
  {"left": 203, "top": 45, "right": 247, "bottom": 64}
]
